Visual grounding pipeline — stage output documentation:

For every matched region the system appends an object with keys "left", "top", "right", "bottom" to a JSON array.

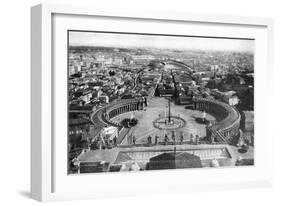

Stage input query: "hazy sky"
[{"left": 69, "top": 31, "right": 255, "bottom": 52}]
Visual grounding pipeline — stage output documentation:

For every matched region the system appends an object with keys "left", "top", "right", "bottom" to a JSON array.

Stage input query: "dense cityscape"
[{"left": 68, "top": 43, "right": 254, "bottom": 174}]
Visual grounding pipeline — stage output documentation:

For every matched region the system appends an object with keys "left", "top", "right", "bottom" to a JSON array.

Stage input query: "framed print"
[{"left": 31, "top": 3, "right": 274, "bottom": 201}]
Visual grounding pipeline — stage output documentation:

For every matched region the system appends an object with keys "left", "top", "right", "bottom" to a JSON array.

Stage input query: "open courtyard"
[{"left": 111, "top": 97, "right": 216, "bottom": 145}]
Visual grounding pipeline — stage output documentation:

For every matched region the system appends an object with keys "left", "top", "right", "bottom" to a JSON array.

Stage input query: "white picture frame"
[{"left": 31, "top": 3, "right": 274, "bottom": 202}]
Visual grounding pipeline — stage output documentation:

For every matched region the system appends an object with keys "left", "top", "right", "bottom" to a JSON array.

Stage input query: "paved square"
[{"left": 111, "top": 97, "right": 215, "bottom": 144}]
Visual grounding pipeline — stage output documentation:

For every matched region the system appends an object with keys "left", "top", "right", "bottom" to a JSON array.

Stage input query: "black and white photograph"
[{"left": 68, "top": 30, "right": 255, "bottom": 174}]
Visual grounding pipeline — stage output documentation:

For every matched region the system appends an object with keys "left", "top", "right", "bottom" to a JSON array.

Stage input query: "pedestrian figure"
[
  {"left": 180, "top": 132, "right": 184, "bottom": 144},
  {"left": 190, "top": 134, "right": 195, "bottom": 144},
  {"left": 164, "top": 134, "right": 169, "bottom": 145},
  {"left": 147, "top": 135, "right": 152, "bottom": 145},
  {"left": 171, "top": 131, "right": 176, "bottom": 145},
  {"left": 144, "top": 97, "right": 148, "bottom": 106},
  {"left": 155, "top": 135, "right": 159, "bottom": 145},
  {"left": 195, "top": 135, "right": 200, "bottom": 144},
  {"left": 132, "top": 135, "right": 136, "bottom": 145}
]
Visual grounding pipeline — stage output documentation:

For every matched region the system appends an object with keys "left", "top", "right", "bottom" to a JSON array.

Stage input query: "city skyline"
[{"left": 69, "top": 31, "right": 255, "bottom": 52}]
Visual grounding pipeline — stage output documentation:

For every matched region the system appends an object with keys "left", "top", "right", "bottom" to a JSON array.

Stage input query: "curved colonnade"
[
  {"left": 193, "top": 97, "right": 241, "bottom": 144},
  {"left": 91, "top": 97, "right": 146, "bottom": 131},
  {"left": 91, "top": 96, "right": 240, "bottom": 145}
]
